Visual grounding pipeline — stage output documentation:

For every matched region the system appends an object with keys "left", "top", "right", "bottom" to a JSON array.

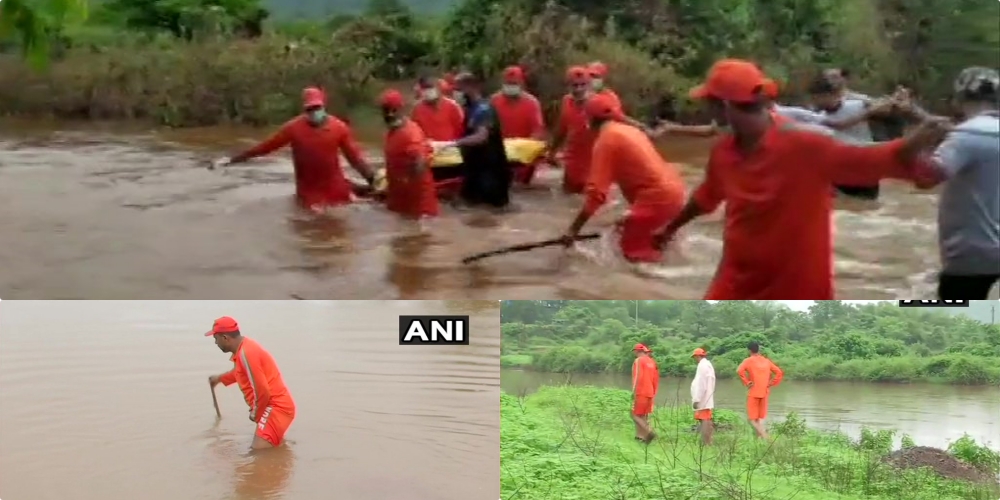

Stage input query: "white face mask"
[
  {"left": 422, "top": 88, "right": 440, "bottom": 101},
  {"left": 501, "top": 84, "right": 522, "bottom": 96},
  {"left": 591, "top": 78, "right": 604, "bottom": 91},
  {"left": 453, "top": 91, "right": 466, "bottom": 104}
]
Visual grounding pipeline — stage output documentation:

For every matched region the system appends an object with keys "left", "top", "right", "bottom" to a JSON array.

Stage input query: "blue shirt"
[{"left": 932, "top": 112, "right": 1000, "bottom": 275}]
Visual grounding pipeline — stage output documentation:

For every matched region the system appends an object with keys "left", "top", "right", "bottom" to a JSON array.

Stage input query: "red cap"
[
  {"left": 379, "top": 89, "right": 405, "bottom": 110},
  {"left": 302, "top": 87, "right": 325, "bottom": 108},
  {"left": 503, "top": 66, "right": 525, "bottom": 84},
  {"left": 692, "top": 348, "right": 707, "bottom": 357},
  {"left": 633, "top": 343, "right": 650, "bottom": 352},
  {"left": 588, "top": 61, "right": 608, "bottom": 77},
  {"left": 584, "top": 93, "right": 624, "bottom": 120},
  {"left": 565, "top": 65, "right": 589, "bottom": 84},
  {"left": 689, "top": 59, "right": 767, "bottom": 103},
  {"left": 762, "top": 79, "right": 779, "bottom": 99},
  {"left": 205, "top": 316, "right": 240, "bottom": 336}
]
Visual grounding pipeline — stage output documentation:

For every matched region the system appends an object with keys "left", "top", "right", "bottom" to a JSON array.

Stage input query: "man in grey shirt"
[{"left": 912, "top": 66, "right": 1000, "bottom": 299}]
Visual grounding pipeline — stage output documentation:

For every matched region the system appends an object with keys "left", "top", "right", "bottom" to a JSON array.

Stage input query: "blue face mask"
[{"left": 307, "top": 109, "right": 327, "bottom": 125}]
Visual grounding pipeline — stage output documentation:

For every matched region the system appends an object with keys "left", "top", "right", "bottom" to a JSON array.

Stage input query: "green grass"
[
  {"left": 501, "top": 386, "right": 998, "bottom": 500},
  {"left": 501, "top": 354, "right": 533, "bottom": 368}
]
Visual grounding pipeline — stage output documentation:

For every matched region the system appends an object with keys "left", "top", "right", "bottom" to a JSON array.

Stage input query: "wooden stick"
[
  {"left": 460, "top": 233, "right": 601, "bottom": 264},
  {"left": 210, "top": 382, "right": 221, "bottom": 418}
]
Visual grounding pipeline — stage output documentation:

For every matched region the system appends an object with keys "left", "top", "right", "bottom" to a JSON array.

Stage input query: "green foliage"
[
  {"left": 501, "top": 301, "right": 1000, "bottom": 385},
  {"left": 0, "top": 0, "right": 88, "bottom": 67},
  {"left": 502, "top": 386, "right": 997, "bottom": 499},
  {"left": 948, "top": 435, "right": 1000, "bottom": 475}
]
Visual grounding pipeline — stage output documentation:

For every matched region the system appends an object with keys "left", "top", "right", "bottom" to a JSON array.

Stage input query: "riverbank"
[
  {"left": 500, "top": 352, "right": 1000, "bottom": 385},
  {"left": 500, "top": 386, "right": 999, "bottom": 500}
]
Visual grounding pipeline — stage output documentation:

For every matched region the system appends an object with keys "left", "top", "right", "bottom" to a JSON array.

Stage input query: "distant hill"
[
  {"left": 933, "top": 301, "right": 998, "bottom": 325},
  {"left": 264, "top": 0, "right": 455, "bottom": 18}
]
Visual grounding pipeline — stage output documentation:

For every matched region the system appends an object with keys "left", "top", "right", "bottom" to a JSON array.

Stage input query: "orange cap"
[
  {"left": 302, "top": 87, "right": 325, "bottom": 108},
  {"left": 588, "top": 61, "right": 608, "bottom": 77},
  {"left": 205, "top": 316, "right": 240, "bottom": 336},
  {"left": 689, "top": 59, "right": 767, "bottom": 103},
  {"left": 379, "top": 89, "right": 405, "bottom": 110},
  {"left": 565, "top": 65, "right": 589, "bottom": 84},
  {"left": 584, "top": 92, "right": 624, "bottom": 120},
  {"left": 692, "top": 348, "right": 707, "bottom": 357},
  {"left": 503, "top": 66, "right": 525, "bottom": 84},
  {"left": 633, "top": 343, "right": 651, "bottom": 352}
]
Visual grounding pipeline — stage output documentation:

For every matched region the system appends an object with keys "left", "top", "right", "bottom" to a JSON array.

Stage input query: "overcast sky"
[{"left": 707, "top": 301, "right": 890, "bottom": 311}]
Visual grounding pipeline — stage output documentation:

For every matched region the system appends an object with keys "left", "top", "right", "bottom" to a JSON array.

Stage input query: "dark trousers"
[
  {"left": 938, "top": 273, "right": 1000, "bottom": 299},
  {"left": 460, "top": 165, "right": 512, "bottom": 208},
  {"left": 835, "top": 184, "right": 880, "bottom": 200}
]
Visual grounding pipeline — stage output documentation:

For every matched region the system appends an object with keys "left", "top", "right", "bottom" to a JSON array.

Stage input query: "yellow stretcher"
[{"left": 430, "top": 138, "right": 547, "bottom": 167}]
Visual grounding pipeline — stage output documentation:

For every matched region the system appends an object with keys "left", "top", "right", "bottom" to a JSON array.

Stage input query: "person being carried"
[
  {"left": 736, "top": 341, "right": 782, "bottom": 440},
  {"left": 206, "top": 316, "right": 296, "bottom": 450},
  {"left": 490, "top": 65, "right": 546, "bottom": 185},
  {"left": 434, "top": 72, "right": 512, "bottom": 210},
  {"left": 212, "top": 87, "right": 376, "bottom": 212},
  {"left": 906, "top": 66, "right": 1000, "bottom": 299},
  {"left": 560, "top": 92, "right": 687, "bottom": 264},
  {"left": 690, "top": 348, "right": 716, "bottom": 446},
  {"left": 410, "top": 76, "right": 466, "bottom": 183},
  {"left": 379, "top": 89, "right": 439, "bottom": 221},
  {"left": 545, "top": 66, "right": 596, "bottom": 194},
  {"left": 631, "top": 343, "right": 659, "bottom": 443},
  {"left": 653, "top": 59, "right": 951, "bottom": 299}
]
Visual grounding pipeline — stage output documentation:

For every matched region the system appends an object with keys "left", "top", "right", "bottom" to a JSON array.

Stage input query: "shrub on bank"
[{"left": 501, "top": 386, "right": 999, "bottom": 499}]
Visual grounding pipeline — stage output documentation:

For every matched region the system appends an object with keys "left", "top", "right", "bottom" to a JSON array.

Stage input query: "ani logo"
[{"left": 399, "top": 315, "right": 471, "bottom": 345}]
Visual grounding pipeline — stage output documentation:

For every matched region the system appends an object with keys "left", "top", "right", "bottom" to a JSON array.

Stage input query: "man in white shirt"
[{"left": 690, "top": 348, "right": 716, "bottom": 445}]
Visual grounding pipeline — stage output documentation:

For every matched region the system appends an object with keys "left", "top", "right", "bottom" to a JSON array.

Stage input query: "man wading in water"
[
  {"left": 206, "top": 316, "right": 296, "bottom": 450},
  {"left": 433, "top": 72, "right": 513, "bottom": 210},
  {"left": 631, "top": 343, "right": 659, "bottom": 443}
]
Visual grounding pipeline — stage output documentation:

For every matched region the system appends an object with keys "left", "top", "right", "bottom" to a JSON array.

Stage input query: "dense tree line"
[{"left": 500, "top": 301, "right": 1000, "bottom": 385}]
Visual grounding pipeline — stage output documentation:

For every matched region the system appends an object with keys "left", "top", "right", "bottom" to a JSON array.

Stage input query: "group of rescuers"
[
  {"left": 631, "top": 340, "right": 781, "bottom": 446},
  {"left": 210, "top": 60, "right": 1000, "bottom": 301}
]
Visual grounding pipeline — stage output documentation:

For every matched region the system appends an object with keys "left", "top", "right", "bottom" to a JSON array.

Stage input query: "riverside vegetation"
[
  {"left": 1, "top": 0, "right": 999, "bottom": 126},
  {"left": 501, "top": 386, "right": 1000, "bottom": 500},
  {"left": 500, "top": 300, "right": 1000, "bottom": 385}
]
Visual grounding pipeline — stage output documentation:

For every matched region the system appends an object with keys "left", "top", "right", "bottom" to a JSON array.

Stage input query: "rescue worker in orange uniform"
[
  {"left": 379, "top": 90, "right": 439, "bottom": 220},
  {"left": 545, "top": 66, "right": 595, "bottom": 194},
  {"left": 411, "top": 76, "right": 466, "bottom": 182},
  {"left": 587, "top": 61, "right": 651, "bottom": 133},
  {"left": 213, "top": 87, "right": 376, "bottom": 212},
  {"left": 630, "top": 343, "right": 659, "bottom": 443},
  {"left": 653, "top": 59, "right": 951, "bottom": 299},
  {"left": 560, "top": 92, "right": 687, "bottom": 263},
  {"left": 491, "top": 65, "right": 547, "bottom": 185},
  {"left": 206, "top": 316, "right": 296, "bottom": 449},
  {"left": 736, "top": 341, "right": 783, "bottom": 440}
]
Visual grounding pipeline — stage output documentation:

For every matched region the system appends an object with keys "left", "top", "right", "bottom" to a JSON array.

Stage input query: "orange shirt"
[
  {"left": 692, "top": 119, "right": 918, "bottom": 299},
  {"left": 383, "top": 120, "right": 438, "bottom": 218},
  {"left": 240, "top": 115, "right": 364, "bottom": 209},
  {"left": 631, "top": 355, "right": 659, "bottom": 398},
  {"left": 490, "top": 93, "right": 545, "bottom": 139},
  {"left": 736, "top": 354, "right": 783, "bottom": 399},
  {"left": 557, "top": 94, "right": 594, "bottom": 165},
  {"left": 219, "top": 337, "right": 295, "bottom": 421},
  {"left": 410, "top": 99, "right": 464, "bottom": 141},
  {"left": 584, "top": 121, "right": 687, "bottom": 216}
]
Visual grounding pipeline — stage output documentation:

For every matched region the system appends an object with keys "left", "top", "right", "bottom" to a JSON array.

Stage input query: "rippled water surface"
[
  {"left": 0, "top": 300, "right": 500, "bottom": 500},
  {"left": 2, "top": 119, "right": 991, "bottom": 299}
]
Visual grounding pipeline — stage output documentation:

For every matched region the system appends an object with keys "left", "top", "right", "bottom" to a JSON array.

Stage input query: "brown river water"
[
  {"left": 501, "top": 370, "right": 1000, "bottom": 451},
  {"left": 2, "top": 118, "right": 988, "bottom": 300},
  {"left": 0, "top": 300, "right": 500, "bottom": 500}
]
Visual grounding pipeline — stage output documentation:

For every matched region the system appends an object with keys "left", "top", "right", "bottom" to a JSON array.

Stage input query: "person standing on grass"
[
  {"left": 690, "top": 348, "right": 716, "bottom": 446},
  {"left": 631, "top": 343, "right": 659, "bottom": 444},
  {"left": 736, "top": 341, "right": 783, "bottom": 440},
  {"left": 206, "top": 316, "right": 296, "bottom": 450}
]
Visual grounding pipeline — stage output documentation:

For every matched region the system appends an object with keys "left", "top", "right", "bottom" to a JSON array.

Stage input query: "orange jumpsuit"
[
  {"left": 219, "top": 337, "right": 296, "bottom": 446},
  {"left": 585, "top": 121, "right": 687, "bottom": 262},
  {"left": 631, "top": 355, "right": 659, "bottom": 416},
  {"left": 692, "top": 118, "right": 923, "bottom": 299},
  {"left": 410, "top": 99, "right": 464, "bottom": 141},
  {"left": 490, "top": 92, "right": 545, "bottom": 139},
  {"left": 383, "top": 120, "right": 439, "bottom": 219},
  {"left": 238, "top": 115, "right": 365, "bottom": 210},
  {"left": 556, "top": 95, "right": 594, "bottom": 193},
  {"left": 736, "top": 354, "right": 783, "bottom": 420}
]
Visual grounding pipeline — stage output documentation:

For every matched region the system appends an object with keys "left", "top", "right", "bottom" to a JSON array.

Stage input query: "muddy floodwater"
[
  {"left": 0, "top": 300, "right": 500, "bottom": 500},
  {"left": 3, "top": 119, "right": 992, "bottom": 299},
  {"left": 502, "top": 370, "right": 1000, "bottom": 451}
]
